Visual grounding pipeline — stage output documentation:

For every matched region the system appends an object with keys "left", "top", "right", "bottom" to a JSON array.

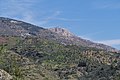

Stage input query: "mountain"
[
  {"left": 49, "top": 27, "right": 119, "bottom": 52},
  {"left": 0, "top": 17, "right": 45, "bottom": 36},
  {"left": 0, "top": 17, "right": 119, "bottom": 52},
  {"left": 0, "top": 17, "right": 120, "bottom": 80}
]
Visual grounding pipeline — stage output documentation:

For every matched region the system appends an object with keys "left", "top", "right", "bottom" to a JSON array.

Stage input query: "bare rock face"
[
  {"left": 49, "top": 27, "right": 74, "bottom": 37},
  {"left": 0, "top": 69, "right": 12, "bottom": 80}
]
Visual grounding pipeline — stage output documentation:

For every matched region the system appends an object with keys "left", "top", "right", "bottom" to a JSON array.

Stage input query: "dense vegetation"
[{"left": 0, "top": 36, "right": 120, "bottom": 80}]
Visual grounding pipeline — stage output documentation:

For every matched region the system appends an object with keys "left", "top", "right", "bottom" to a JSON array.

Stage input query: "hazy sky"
[{"left": 0, "top": 0, "right": 120, "bottom": 49}]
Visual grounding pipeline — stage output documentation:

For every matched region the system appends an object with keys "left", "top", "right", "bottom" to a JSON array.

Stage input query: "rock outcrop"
[{"left": 0, "top": 69, "right": 12, "bottom": 80}]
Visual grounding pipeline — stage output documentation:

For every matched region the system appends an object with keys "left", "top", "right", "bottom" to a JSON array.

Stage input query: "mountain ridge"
[
  {"left": 1, "top": 17, "right": 120, "bottom": 80},
  {"left": 0, "top": 17, "right": 119, "bottom": 52},
  {"left": 49, "top": 27, "right": 119, "bottom": 52}
]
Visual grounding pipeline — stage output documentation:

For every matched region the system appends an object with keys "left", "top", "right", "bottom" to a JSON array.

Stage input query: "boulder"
[{"left": 0, "top": 69, "right": 12, "bottom": 80}]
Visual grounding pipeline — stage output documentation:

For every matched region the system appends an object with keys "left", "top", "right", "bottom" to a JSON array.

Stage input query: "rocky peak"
[{"left": 49, "top": 27, "right": 74, "bottom": 37}]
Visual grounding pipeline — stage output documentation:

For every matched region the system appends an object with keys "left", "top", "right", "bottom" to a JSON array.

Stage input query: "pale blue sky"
[{"left": 0, "top": 0, "right": 120, "bottom": 49}]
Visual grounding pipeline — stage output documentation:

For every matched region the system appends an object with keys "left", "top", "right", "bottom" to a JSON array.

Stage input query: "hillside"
[
  {"left": 49, "top": 27, "right": 119, "bottom": 52},
  {"left": 0, "top": 17, "right": 120, "bottom": 80},
  {"left": 0, "top": 17, "right": 118, "bottom": 52}
]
